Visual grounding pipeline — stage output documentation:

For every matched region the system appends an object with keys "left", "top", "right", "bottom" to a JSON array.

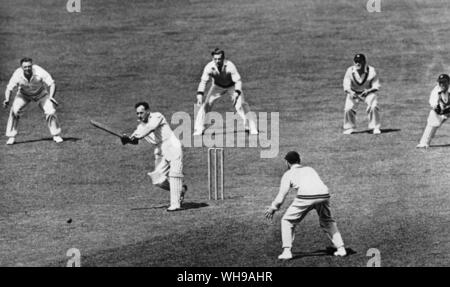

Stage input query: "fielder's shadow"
[
  {"left": 292, "top": 247, "right": 356, "bottom": 259},
  {"left": 14, "top": 137, "right": 81, "bottom": 145},
  {"left": 352, "top": 128, "right": 400, "bottom": 134},
  {"left": 131, "top": 202, "right": 209, "bottom": 211}
]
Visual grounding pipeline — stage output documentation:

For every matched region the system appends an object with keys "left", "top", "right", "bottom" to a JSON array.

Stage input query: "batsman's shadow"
[
  {"left": 352, "top": 128, "right": 401, "bottom": 135},
  {"left": 131, "top": 202, "right": 209, "bottom": 211},
  {"left": 430, "top": 144, "right": 450, "bottom": 148},
  {"left": 14, "top": 137, "right": 81, "bottom": 144},
  {"left": 292, "top": 247, "right": 356, "bottom": 259}
]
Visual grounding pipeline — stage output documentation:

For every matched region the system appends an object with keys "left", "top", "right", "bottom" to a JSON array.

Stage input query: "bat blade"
[{"left": 90, "top": 120, "right": 123, "bottom": 138}]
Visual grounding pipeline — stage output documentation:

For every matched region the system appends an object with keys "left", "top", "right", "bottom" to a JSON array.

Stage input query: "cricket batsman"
[
  {"left": 265, "top": 151, "right": 346, "bottom": 260},
  {"left": 193, "top": 48, "right": 258, "bottom": 136},
  {"left": 3, "top": 57, "right": 63, "bottom": 145},
  {"left": 343, "top": 53, "right": 381, "bottom": 135},
  {"left": 122, "top": 101, "right": 187, "bottom": 211},
  {"left": 417, "top": 74, "right": 450, "bottom": 148}
]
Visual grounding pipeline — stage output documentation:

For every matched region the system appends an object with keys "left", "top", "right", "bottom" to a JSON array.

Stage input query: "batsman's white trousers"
[
  {"left": 147, "top": 145, "right": 184, "bottom": 208},
  {"left": 343, "top": 92, "right": 380, "bottom": 130},
  {"left": 5, "top": 91, "right": 61, "bottom": 137},
  {"left": 418, "top": 109, "right": 450, "bottom": 146},
  {"left": 194, "top": 84, "right": 257, "bottom": 133},
  {"left": 281, "top": 196, "right": 345, "bottom": 249}
]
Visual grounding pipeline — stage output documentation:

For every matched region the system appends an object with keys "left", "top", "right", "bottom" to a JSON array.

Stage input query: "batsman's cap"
[
  {"left": 438, "top": 74, "right": 450, "bottom": 83},
  {"left": 353, "top": 53, "right": 366, "bottom": 63},
  {"left": 284, "top": 151, "right": 301, "bottom": 164}
]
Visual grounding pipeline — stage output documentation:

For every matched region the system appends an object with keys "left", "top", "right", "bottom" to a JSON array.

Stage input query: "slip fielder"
[
  {"left": 3, "top": 58, "right": 63, "bottom": 145},
  {"left": 121, "top": 101, "right": 187, "bottom": 211},
  {"left": 193, "top": 48, "right": 258, "bottom": 135},
  {"left": 265, "top": 151, "right": 346, "bottom": 260},
  {"left": 416, "top": 74, "right": 450, "bottom": 148},
  {"left": 343, "top": 53, "right": 381, "bottom": 135}
]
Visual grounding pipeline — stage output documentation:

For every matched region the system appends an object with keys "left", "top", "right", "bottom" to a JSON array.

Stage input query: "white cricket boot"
[
  {"left": 53, "top": 136, "right": 63, "bottom": 143},
  {"left": 343, "top": 128, "right": 354, "bottom": 135},
  {"left": 334, "top": 247, "right": 347, "bottom": 257},
  {"left": 278, "top": 248, "right": 293, "bottom": 260},
  {"left": 6, "top": 137, "right": 15, "bottom": 145}
]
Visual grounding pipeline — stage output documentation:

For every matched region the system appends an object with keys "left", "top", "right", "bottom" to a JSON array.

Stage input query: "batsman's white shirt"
[
  {"left": 270, "top": 164, "right": 329, "bottom": 211},
  {"left": 429, "top": 85, "right": 450, "bottom": 108},
  {"left": 131, "top": 112, "right": 182, "bottom": 161},
  {"left": 6, "top": 65, "right": 54, "bottom": 99},
  {"left": 197, "top": 60, "right": 242, "bottom": 92},
  {"left": 343, "top": 65, "right": 380, "bottom": 93}
]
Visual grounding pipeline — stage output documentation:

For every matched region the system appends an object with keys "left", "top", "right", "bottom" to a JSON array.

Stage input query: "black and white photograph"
[{"left": 0, "top": 0, "right": 448, "bottom": 271}]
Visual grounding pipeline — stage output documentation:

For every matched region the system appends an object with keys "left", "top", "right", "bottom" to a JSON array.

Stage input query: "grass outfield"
[{"left": 0, "top": 0, "right": 449, "bottom": 266}]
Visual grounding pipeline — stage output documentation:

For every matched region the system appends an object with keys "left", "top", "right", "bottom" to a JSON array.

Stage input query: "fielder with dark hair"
[
  {"left": 193, "top": 48, "right": 258, "bottom": 135},
  {"left": 265, "top": 151, "right": 347, "bottom": 260},
  {"left": 3, "top": 58, "right": 63, "bottom": 145}
]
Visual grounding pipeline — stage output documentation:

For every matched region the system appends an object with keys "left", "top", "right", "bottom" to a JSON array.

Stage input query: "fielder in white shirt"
[
  {"left": 121, "top": 101, "right": 187, "bottom": 212},
  {"left": 343, "top": 53, "right": 381, "bottom": 135},
  {"left": 3, "top": 58, "right": 63, "bottom": 144},
  {"left": 265, "top": 151, "right": 346, "bottom": 260},
  {"left": 417, "top": 74, "right": 450, "bottom": 148},
  {"left": 193, "top": 48, "right": 258, "bottom": 135}
]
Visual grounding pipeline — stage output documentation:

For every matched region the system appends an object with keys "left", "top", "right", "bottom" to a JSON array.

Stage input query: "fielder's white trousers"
[
  {"left": 343, "top": 92, "right": 380, "bottom": 130},
  {"left": 194, "top": 84, "right": 257, "bottom": 133},
  {"left": 147, "top": 144, "right": 184, "bottom": 208},
  {"left": 281, "top": 197, "right": 345, "bottom": 250},
  {"left": 5, "top": 92, "right": 61, "bottom": 138}
]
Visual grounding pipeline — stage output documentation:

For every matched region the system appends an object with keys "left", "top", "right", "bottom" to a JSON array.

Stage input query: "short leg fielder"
[
  {"left": 343, "top": 92, "right": 380, "bottom": 131},
  {"left": 194, "top": 85, "right": 258, "bottom": 134},
  {"left": 281, "top": 198, "right": 345, "bottom": 251},
  {"left": 6, "top": 92, "right": 61, "bottom": 138}
]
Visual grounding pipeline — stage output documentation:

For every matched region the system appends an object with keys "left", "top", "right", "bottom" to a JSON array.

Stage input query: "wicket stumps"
[{"left": 208, "top": 148, "right": 224, "bottom": 200}]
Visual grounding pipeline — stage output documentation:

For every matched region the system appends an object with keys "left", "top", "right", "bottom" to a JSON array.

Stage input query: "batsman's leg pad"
[
  {"left": 169, "top": 176, "right": 183, "bottom": 208},
  {"left": 419, "top": 125, "right": 438, "bottom": 146}
]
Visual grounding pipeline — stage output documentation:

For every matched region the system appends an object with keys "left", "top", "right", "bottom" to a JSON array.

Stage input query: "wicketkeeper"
[
  {"left": 265, "top": 151, "right": 346, "bottom": 260},
  {"left": 121, "top": 101, "right": 187, "bottom": 211},
  {"left": 417, "top": 74, "right": 450, "bottom": 148}
]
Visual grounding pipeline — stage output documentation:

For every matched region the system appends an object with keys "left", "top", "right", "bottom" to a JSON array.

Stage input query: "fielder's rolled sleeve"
[
  {"left": 343, "top": 67, "right": 352, "bottom": 93},
  {"left": 370, "top": 72, "right": 380, "bottom": 90},
  {"left": 197, "top": 66, "right": 211, "bottom": 93},
  {"left": 429, "top": 86, "right": 440, "bottom": 108},
  {"left": 270, "top": 173, "right": 291, "bottom": 210}
]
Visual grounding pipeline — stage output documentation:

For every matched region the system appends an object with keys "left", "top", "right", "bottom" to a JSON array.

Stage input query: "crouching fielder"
[
  {"left": 122, "top": 101, "right": 187, "bottom": 211},
  {"left": 417, "top": 74, "right": 450, "bottom": 148},
  {"left": 264, "top": 151, "right": 346, "bottom": 260}
]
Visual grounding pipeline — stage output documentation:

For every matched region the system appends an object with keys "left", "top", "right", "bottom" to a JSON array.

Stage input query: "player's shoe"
[
  {"left": 53, "top": 136, "right": 63, "bottom": 143},
  {"left": 373, "top": 128, "right": 381, "bottom": 135},
  {"left": 6, "top": 137, "right": 15, "bottom": 145},
  {"left": 343, "top": 128, "right": 354, "bottom": 135},
  {"left": 334, "top": 247, "right": 347, "bottom": 257},
  {"left": 245, "top": 128, "right": 259, "bottom": 135},
  {"left": 416, "top": 143, "right": 429, "bottom": 149},
  {"left": 277, "top": 248, "right": 293, "bottom": 260},
  {"left": 167, "top": 205, "right": 181, "bottom": 212},
  {"left": 193, "top": 129, "right": 204, "bottom": 136},
  {"left": 180, "top": 184, "right": 188, "bottom": 205}
]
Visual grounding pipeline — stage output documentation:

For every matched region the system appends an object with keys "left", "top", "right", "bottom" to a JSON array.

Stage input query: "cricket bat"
[{"left": 90, "top": 120, "right": 123, "bottom": 138}]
